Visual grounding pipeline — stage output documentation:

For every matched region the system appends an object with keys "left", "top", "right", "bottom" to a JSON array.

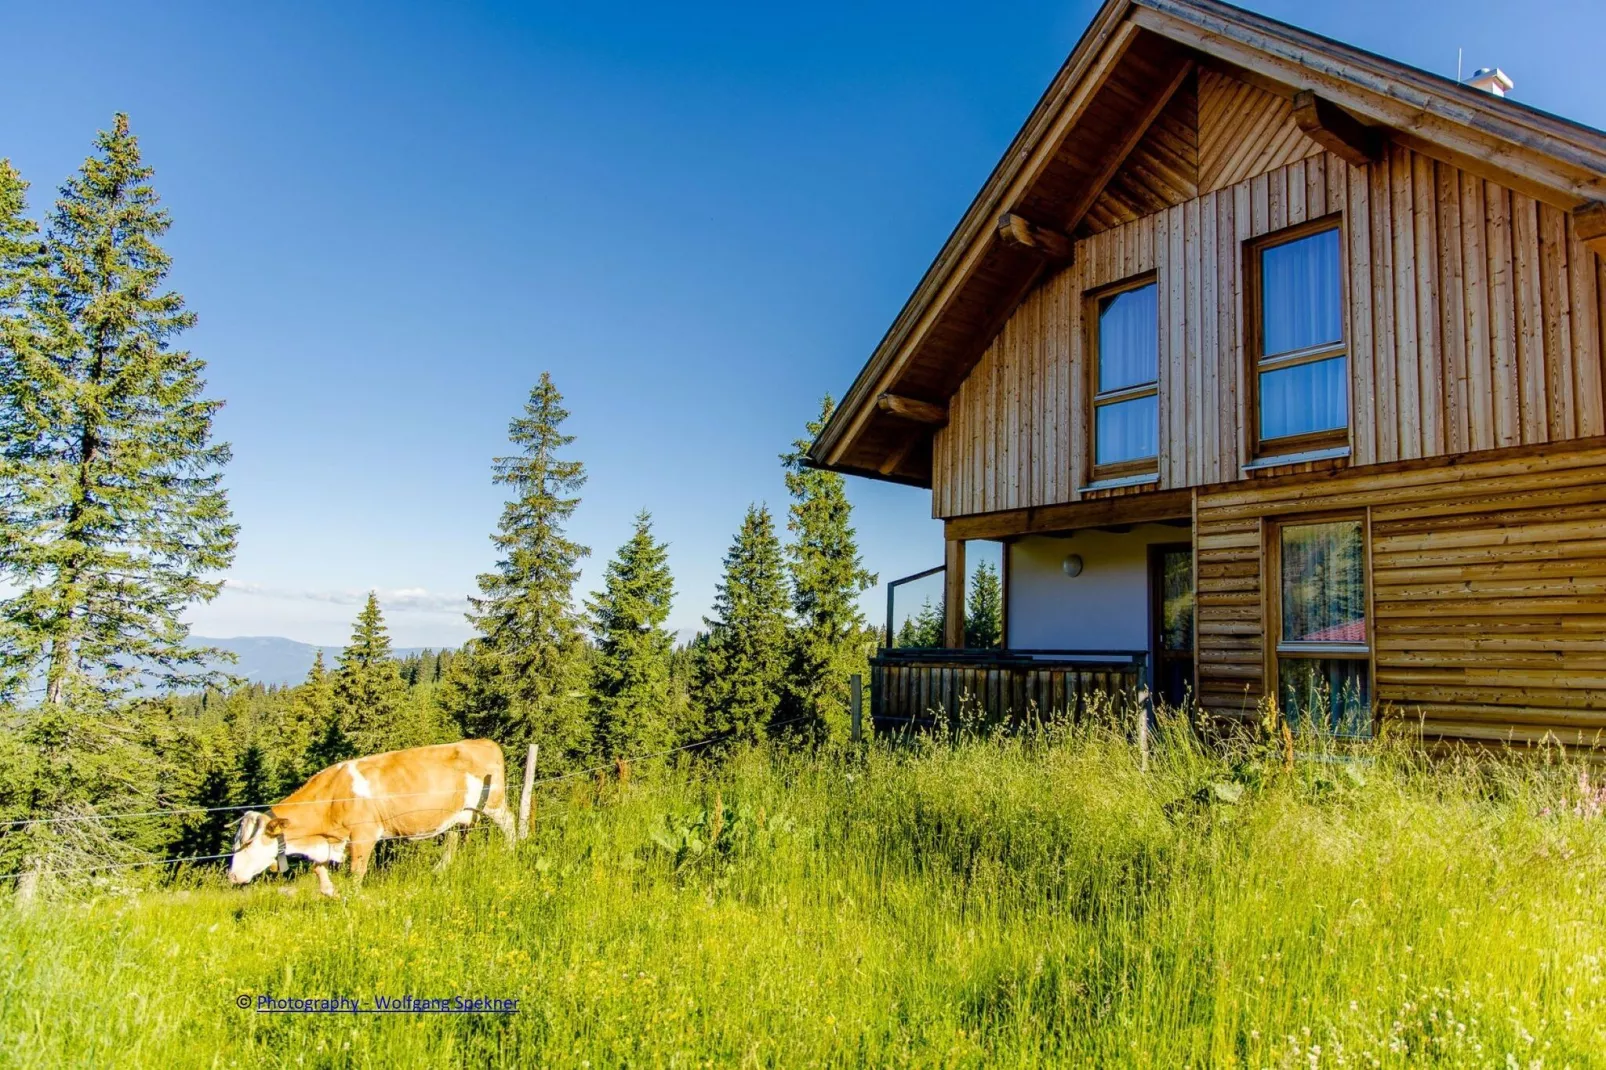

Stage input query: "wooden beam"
[
  {"left": 876, "top": 393, "right": 948, "bottom": 426},
  {"left": 996, "top": 212, "right": 1073, "bottom": 262},
  {"left": 1292, "top": 90, "right": 1381, "bottom": 168},
  {"left": 1574, "top": 201, "right": 1606, "bottom": 259},
  {"left": 877, "top": 433, "right": 919, "bottom": 476},
  {"left": 944, "top": 488, "right": 1195, "bottom": 542},
  {"left": 944, "top": 539, "right": 966, "bottom": 649},
  {"left": 1060, "top": 57, "right": 1196, "bottom": 234}
]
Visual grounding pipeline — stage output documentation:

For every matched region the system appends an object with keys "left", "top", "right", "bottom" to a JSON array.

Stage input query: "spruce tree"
[
  {"left": 897, "top": 598, "right": 945, "bottom": 649},
  {"left": 446, "top": 373, "right": 591, "bottom": 763},
  {"left": 965, "top": 561, "right": 1004, "bottom": 649},
  {"left": 236, "top": 742, "right": 271, "bottom": 811},
  {"left": 333, "top": 593, "right": 406, "bottom": 755},
  {"left": 780, "top": 397, "right": 877, "bottom": 740},
  {"left": 693, "top": 504, "right": 789, "bottom": 743},
  {"left": 0, "top": 159, "right": 41, "bottom": 319},
  {"left": 287, "top": 650, "right": 338, "bottom": 786},
  {"left": 0, "top": 161, "right": 43, "bottom": 704},
  {"left": 587, "top": 511, "right": 676, "bottom": 758},
  {"left": 0, "top": 116, "right": 236, "bottom": 704}
]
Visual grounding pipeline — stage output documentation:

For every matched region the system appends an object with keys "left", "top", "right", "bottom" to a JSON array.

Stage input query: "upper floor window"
[
  {"left": 1091, "top": 278, "right": 1158, "bottom": 480},
  {"left": 1252, "top": 223, "right": 1347, "bottom": 457}
]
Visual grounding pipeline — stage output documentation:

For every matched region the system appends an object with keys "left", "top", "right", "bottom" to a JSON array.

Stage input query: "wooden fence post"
[
  {"left": 850, "top": 674, "right": 863, "bottom": 743},
  {"left": 15, "top": 864, "right": 41, "bottom": 908},
  {"left": 518, "top": 744, "right": 538, "bottom": 840}
]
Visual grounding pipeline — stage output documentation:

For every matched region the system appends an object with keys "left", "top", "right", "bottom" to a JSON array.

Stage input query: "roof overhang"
[{"left": 809, "top": 0, "right": 1606, "bottom": 486}]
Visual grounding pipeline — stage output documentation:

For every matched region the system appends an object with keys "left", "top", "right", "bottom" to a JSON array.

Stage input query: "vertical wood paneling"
[
  {"left": 1370, "top": 154, "right": 1399, "bottom": 462},
  {"left": 1347, "top": 160, "right": 1377, "bottom": 465},
  {"left": 1413, "top": 153, "right": 1445, "bottom": 457},
  {"left": 1539, "top": 204, "right": 1576, "bottom": 440},
  {"left": 1486, "top": 184, "right": 1522, "bottom": 446},
  {"left": 1437, "top": 162, "right": 1468, "bottom": 455},
  {"left": 1391, "top": 146, "right": 1423, "bottom": 459},
  {"left": 1512, "top": 194, "right": 1550, "bottom": 444},
  {"left": 930, "top": 129, "right": 1606, "bottom": 518},
  {"left": 1459, "top": 173, "right": 1492, "bottom": 452},
  {"left": 1569, "top": 216, "right": 1604, "bottom": 438},
  {"left": 1232, "top": 180, "right": 1252, "bottom": 471},
  {"left": 1185, "top": 196, "right": 1203, "bottom": 485}
]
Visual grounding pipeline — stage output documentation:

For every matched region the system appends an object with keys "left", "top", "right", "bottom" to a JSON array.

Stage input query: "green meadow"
[{"left": 3, "top": 724, "right": 1605, "bottom": 1068}]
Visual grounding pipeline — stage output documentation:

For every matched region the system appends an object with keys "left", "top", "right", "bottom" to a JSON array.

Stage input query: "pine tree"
[
  {"left": 965, "top": 562, "right": 1004, "bottom": 649},
  {"left": 693, "top": 504, "right": 789, "bottom": 743},
  {"left": 780, "top": 397, "right": 877, "bottom": 740},
  {"left": 0, "top": 116, "right": 236, "bottom": 704},
  {"left": 445, "top": 373, "right": 591, "bottom": 763},
  {"left": 333, "top": 593, "right": 406, "bottom": 756},
  {"left": 587, "top": 511, "right": 676, "bottom": 758}
]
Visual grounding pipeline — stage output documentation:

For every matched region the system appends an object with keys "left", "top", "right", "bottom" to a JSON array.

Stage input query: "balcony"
[{"left": 868, "top": 647, "right": 1149, "bottom": 733}]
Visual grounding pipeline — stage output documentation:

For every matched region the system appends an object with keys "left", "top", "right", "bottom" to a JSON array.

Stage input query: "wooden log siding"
[
  {"left": 1194, "top": 443, "right": 1606, "bottom": 745},
  {"left": 930, "top": 145, "right": 1606, "bottom": 519}
]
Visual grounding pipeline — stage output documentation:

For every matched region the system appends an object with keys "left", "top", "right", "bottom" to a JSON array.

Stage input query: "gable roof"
[{"left": 808, "top": 0, "right": 1606, "bottom": 486}]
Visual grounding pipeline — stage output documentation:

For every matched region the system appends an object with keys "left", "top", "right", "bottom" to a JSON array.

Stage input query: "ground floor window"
[
  {"left": 1277, "top": 657, "right": 1370, "bottom": 737},
  {"left": 1273, "top": 517, "right": 1371, "bottom": 737}
]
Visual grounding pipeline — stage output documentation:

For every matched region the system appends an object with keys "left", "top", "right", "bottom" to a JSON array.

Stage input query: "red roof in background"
[{"left": 1297, "top": 620, "right": 1367, "bottom": 644}]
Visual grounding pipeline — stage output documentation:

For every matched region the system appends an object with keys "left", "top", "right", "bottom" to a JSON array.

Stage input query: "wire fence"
[{"left": 0, "top": 715, "right": 814, "bottom": 882}]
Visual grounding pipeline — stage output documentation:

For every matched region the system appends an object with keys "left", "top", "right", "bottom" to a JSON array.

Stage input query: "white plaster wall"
[{"left": 1006, "top": 525, "right": 1184, "bottom": 651}]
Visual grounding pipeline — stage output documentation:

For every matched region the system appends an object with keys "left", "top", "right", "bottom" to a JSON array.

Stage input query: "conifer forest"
[
  {"left": 4, "top": 113, "right": 1606, "bottom": 1070},
  {"left": 0, "top": 117, "right": 923, "bottom": 880}
]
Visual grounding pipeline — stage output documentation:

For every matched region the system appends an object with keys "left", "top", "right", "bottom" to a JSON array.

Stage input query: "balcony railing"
[{"left": 869, "top": 648, "right": 1149, "bottom": 733}]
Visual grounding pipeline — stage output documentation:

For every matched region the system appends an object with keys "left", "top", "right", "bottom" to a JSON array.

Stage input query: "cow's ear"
[{"left": 265, "top": 817, "right": 287, "bottom": 836}]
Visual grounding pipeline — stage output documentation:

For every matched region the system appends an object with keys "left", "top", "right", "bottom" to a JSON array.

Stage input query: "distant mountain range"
[{"left": 189, "top": 636, "right": 439, "bottom": 688}]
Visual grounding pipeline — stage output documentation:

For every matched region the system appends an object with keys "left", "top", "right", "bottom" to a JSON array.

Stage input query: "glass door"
[{"left": 1149, "top": 544, "right": 1194, "bottom": 708}]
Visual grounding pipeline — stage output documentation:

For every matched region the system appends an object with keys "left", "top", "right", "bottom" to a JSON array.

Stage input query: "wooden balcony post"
[{"left": 944, "top": 539, "right": 966, "bottom": 649}]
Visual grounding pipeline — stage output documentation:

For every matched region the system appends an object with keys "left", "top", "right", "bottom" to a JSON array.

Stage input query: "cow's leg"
[
  {"left": 434, "top": 829, "right": 460, "bottom": 872},
  {"left": 347, "top": 836, "right": 377, "bottom": 890},
  {"left": 313, "top": 863, "right": 338, "bottom": 899}
]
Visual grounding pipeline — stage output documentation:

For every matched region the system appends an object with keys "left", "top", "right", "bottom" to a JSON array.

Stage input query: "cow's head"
[{"left": 228, "top": 810, "right": 288, "bottom": 885}]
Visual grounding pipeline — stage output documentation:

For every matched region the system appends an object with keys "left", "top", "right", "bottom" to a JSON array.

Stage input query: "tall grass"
[{"left": 2, "top": 721, "right": 1604, "bottom": 1067}]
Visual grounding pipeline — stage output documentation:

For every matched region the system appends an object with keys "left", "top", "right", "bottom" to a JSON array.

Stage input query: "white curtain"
[
  {"left": 1097, "top": 284, "right": 1158, "bottom": 392},
  {"left": 1261, "top": 229, "right": 1341, "bottom": 356},
  {"left": 1096, "top": 395, "right": 1158, "bottom": 464},
  {"left": 1259, "top": 356, "right": 1347, "bottom": 441}
]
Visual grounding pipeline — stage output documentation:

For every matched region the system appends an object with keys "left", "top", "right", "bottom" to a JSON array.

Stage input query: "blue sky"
[{"left": 4, "top": 0, "right": 1604, "bottom": 646}]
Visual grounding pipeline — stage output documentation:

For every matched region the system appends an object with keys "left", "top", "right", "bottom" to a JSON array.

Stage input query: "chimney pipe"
[{"left": 1465, "top": 67, "right": 1514, "bottom": 98}]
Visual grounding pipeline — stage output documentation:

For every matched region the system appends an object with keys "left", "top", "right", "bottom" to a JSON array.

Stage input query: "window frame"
[
  {"left": 1264, "top": 510, "right": 1375, "bottom": 736},
  {"left": 1085, "top": 272, "right": 1161, "bottom": 482},
  {"left": 1246, "top": 216, "right": 1349, "bottom": 460}
]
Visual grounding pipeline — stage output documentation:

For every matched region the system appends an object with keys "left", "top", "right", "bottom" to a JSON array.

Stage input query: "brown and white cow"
[{"left": 228, "top": 738, "right": 516, "bottom": 897}]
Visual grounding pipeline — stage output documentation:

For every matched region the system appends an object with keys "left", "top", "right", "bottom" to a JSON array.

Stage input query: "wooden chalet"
[{"left": 810, "top": 0, "right": 1606, "bottom": 745}]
